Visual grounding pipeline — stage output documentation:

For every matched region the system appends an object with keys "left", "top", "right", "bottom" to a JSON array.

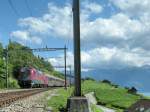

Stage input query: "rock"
[{"left": 85, "top": 92, "right": 97, "bottom": 105}]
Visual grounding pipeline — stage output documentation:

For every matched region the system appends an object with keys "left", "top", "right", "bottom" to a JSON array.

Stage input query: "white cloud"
[
  {"left": 48, "top": 52, "right": 74, "bottom": 67},
  {"left": 31, "top": 36, "right": 42, "bottom": 45},
  {"left": 11, "top": 30, "right": 42, "bottom": 45},
  {"left": 48, "top": 47, "right": 150, "bottom": 71},
  {"left": 16, "top": 3, "right": 73, "bottom": 40},
  {"left": 83, "top": 1, "right": 103, "bottom": 14},
  {"left": 11, "top": 1, "right": 150, "bottom": 50},
  {"left": 11, "top": 31, "right": 29, "bottom": 41},
  {"left": 110, "top": 0, "right": 150, "bottom": 17},
  {"left": 10, "top": 1, "right": 150, "bottom": 69},
  {"left": 19, "top": 17, "right": 51, "bottom": 33}
]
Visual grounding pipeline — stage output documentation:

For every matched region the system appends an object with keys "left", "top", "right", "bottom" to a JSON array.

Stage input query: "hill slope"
[
  {"left": 82, "top": 80, "right": 141, "bottom": 111},
  {"left": 0, "top": 42, "right": 64, "bottom": 88}
]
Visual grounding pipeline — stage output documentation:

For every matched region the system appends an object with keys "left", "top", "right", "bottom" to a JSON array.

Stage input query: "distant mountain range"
[{"left": 82, "top": 65, "right": 150, "bottom": 93}]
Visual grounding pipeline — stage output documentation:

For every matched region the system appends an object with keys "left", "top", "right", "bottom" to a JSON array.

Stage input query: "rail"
[{"left": 0, "top": 88, "right": 53, "bottom": 107}]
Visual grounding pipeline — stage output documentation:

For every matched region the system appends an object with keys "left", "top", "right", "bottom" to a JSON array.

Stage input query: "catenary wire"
[{"left": 8, "top": 0, "right": 20, "bottom": 17}]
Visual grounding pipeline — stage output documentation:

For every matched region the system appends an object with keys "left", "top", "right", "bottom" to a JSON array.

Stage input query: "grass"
[
  {"left": 82, "top": 80, "right": 141, "bottom": 110},
  {"left": 48, "top": 87, "right": 103, "bottom": 112},
  {"left": 95, "top": 89, "right": 140, "bottom": 109},
  {"left": 91, "top": 104, "right": 103, "bottom": 112},
  {"left": 47, "top": 88, "right": 73, "bottom": 112},
  {"left": 47, "top": 80, "right": 142, "bottom": 111}
]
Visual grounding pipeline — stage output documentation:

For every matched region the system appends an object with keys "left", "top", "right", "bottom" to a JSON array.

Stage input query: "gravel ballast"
[{"left": 0, "top": 89, "right": 58, "bottom": 112}]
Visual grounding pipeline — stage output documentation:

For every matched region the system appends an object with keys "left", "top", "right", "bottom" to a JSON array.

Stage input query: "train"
[{"left": 18, "top": 67, "right": 65, "bottom": 88}]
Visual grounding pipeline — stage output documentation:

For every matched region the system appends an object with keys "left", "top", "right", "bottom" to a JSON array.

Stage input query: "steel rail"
[{"left": 0, "top": 88, "right": 54, "bottom": 108}]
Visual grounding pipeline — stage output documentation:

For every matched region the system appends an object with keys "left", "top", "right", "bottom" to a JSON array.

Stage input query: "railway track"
[{"left": 0, "top": 88, "right": 52, "bottom": 108}]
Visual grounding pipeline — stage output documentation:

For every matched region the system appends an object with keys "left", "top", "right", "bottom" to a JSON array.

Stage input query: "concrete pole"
[
  {"left": 67, "top": 1, "right": 91, "bottom": 111},
  {"left": 73, "top": 0, "right": 81, "bottom": 96},
  {"left": 64, "top": 45, "right": 67, "bottom": 89}
]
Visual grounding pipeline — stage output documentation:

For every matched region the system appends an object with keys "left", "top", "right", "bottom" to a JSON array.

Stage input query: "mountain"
[{"left": 82, "top": 66, "right": 150, "bottom": 93}]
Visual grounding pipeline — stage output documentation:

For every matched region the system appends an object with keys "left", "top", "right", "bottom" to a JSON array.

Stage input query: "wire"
[
  {"left": 24, "top": 0, "right": 33, "bottom": 16},
  {"left": 7, "top": 0, "right": 20, "bottom": 17},
  {"left": 66, "top": 0, "right": 73, "bottom": 50}
]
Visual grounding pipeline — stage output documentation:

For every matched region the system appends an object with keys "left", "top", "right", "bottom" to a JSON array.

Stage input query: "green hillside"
[
  {"left": 82, "top": 80, "right": 141, "bottom": 111},
  {"left": 0, "top": 41, "right": 64, "bottom": 88},
  {"left": 47, "top": 80, "right": 143, "bottom": 111}
]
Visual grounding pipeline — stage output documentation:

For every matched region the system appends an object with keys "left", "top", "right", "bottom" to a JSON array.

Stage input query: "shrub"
[{"left": 8, "top": 77, "right": 20, "bottom": 88}]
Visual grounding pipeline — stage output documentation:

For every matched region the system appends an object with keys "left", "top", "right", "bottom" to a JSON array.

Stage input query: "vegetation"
[
  {"left": 47, "top": 88, "right": 103, "bottom": 112},
  {"left": 0, "top": 41, "right": 64, "bottom": 88},
  {"left": 82, "top": 80, "right": 141, "bottom": 110},
  {"left": 91, "top": 104, "right": 103, "bottom": 112},
  {"left": 0, "top": 43, "right": 6, "bottom": 88},
  {"left": 47, "top": 80, "right": 144, "bottom": 111},
  {"left": 48, "top": 88, "right": 73, "bottom": 112}
]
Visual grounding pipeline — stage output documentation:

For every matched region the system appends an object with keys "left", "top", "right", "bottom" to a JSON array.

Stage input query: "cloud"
[
  {"left": 13, "top": 1, "right": 150, "bottom": 50},
  {"left": 110, "top": 0, "right": 150, "bottom": 17},
  {"left": 11, "top": 31, "right": 29, "bottom": 41},
  {"left": 10, "top": 1, "right": 150, "bottom": 69},
  {"left": 48, "top": 47, "right": 150, "bottom": 71},
  {"left": 19, "top": 17, "right": 51, "bottom": 34},
  {"left": 82, "top": 1, "right": 103, "bottom": 14},
  {"left": 81, "top": 47, "right": 150, "bottom": 69},
  {"left": 16, "top": 3, "right": 73, "bottom": 40},
  {"left": 11, "top": 30, "right": 42, "bottom": 45}
]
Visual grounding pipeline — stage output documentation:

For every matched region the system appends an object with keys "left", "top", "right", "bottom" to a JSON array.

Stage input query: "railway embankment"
[{"left": 0, "top": 88, "right": 59, "bottom": 112}]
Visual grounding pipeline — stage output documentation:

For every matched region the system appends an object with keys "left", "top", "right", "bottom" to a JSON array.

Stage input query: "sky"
[{"left": 0, "top": 0, "right": 150, "bottom": 94}]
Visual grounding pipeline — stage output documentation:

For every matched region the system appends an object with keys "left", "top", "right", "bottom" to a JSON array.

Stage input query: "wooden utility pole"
[{"left": 73, "top": 0, "right": 81, "bottom": 96}]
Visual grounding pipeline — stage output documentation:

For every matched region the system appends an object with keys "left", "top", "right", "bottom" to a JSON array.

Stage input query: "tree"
[
  {"left": 0, "top": 43, "right": 6, "bottom": 88},
  {"left": 101, "top": 79, "right": 111, "bottom": 84},
  {"left": 8, "top": 42, "right": 55, "bottom": 78},
  {"left": 83, "top": 77, "right": 95, "bottom": 81},
  {"left": 128, "top": 87, "right": 137, "bottom": 94},
  {"left": 0, "top": 41, "right": 64, "bottom": 88}
]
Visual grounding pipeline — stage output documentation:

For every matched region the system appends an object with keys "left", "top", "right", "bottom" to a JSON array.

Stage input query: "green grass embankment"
[
  {"left": 47, "top": 87, "right": 103, "bottom": 112},
  {"left": 47, "top": 80, "right": 142, "bottom": 112},
  {"left": 48, "top": 88, "right": 73, "bottom": 112},
  {"left": 82, "top": 80, "right": 141, "bottom": 110}
]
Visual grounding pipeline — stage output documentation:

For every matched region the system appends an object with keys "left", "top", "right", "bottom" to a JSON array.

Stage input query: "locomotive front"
[{"left": 18, "top": 67, "right": 32, "bottom": 88}]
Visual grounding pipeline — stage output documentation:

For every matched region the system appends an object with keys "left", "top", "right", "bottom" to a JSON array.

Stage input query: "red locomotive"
[{"left": 18, "top": 67, "right": 65, "bottom": 88}]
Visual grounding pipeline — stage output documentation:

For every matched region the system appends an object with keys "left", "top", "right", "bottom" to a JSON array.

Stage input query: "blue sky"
[{"left": 0, "top": 0, "right": 150, "bottom": 94}]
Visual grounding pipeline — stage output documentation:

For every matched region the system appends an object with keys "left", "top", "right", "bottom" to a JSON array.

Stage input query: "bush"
[
  {"left": 0, "top": 78, "right": 6, "bottom": 88},
  {"left": 8, "top": 77, "right": 20, "bottom": 88},
  {"left": 48, "top": 88, "right": 73, "bottom": 112}
]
